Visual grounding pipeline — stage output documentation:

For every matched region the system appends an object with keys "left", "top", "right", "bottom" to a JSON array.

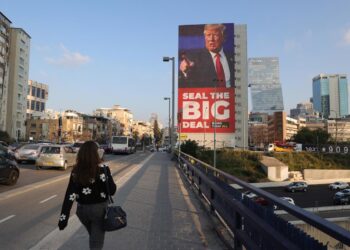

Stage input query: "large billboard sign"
[{"left": 178, "top": 23, "right": 235, "bottom": 134}]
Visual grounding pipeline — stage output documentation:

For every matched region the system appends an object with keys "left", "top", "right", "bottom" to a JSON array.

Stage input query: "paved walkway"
[{"left": 59, "top": 152, "right": 225, "bottom": 250}]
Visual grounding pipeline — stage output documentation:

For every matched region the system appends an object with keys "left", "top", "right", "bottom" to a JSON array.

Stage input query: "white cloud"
[
  {"left": 46, "top": 44, "right": 91, "bottom": 67},
  {"left": 343, "top": 28, "right": 350, "bottom": 45}
]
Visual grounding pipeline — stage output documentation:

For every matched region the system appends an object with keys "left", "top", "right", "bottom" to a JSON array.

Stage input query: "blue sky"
[{"left": 2, "top": 0, "right": 350, "bottom": 126}]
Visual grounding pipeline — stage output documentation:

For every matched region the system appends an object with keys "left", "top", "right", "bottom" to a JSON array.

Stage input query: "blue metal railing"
[{"left": 177, "top": 151, "right": 350, "bottom": 250}]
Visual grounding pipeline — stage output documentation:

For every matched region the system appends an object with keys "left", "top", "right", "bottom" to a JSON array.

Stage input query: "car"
[
  {"left": 36, "top": 145, "right": 77, "bottom": 170},
  {"left": 333, "top": 190, "right": 350, "bottom": 205},
  {"left": 335, "top": 189, "right": 350, "bottom": 197},
  {"left": 285, "top": 181, "right": 308, "bottom": 192},
  {"left": 329, "top": 182, "right": 349, "bottom": 190},
  {"left": 72, "top": 141, "right": 104, "bottom": 160},
  {"left": 0, "top": 146, "right": 20, "bottom": 185},
  {"left": 280, "top": 197, "right": 295, "bottom": 205},
  {"left": 243, "top": 191, "right": 257, "bottom": 199},
  {"left": 273, "top": 197, "right": 295, "bottom": 210},
  {"left": 14, "top": 144, "right": 47, "bottom": 163}
]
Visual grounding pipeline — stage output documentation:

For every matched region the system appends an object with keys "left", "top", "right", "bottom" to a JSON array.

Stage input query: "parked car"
[
  {"left": 333, "top": 190, "right": 350, "bottom": 205},
  {"left": 14, "top": 144, "right": 46, "bottom": 163},
  {"left": 72, "top": 141, "right": 104, "bottom": 160},
  {"left": 0, "top": 146, "right": 20, "bottom": 185},
  {"left": 36, "top": 145, "right": 77, "bottom": 170},
  {"left": 285, "top": 181, "right": 308, "bottom": 192},
  {"left": 329, "top": 182, "right": 349, "bottom": 190}
]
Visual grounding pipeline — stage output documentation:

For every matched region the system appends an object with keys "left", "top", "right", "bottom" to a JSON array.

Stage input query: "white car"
[
  {"left": 335, "top": 189, "right": 350, "bottom": 197},
  {"left": 280, "top": 197, "right": 295, "bottom": 205},
  {"left": 274, "top": 197, "right": 295, "bottom": 210},
  {"left": 329, "top": 182, "right": 349, "bottom": 190},
  {"left": 14, "top": 144, "right": 47, "bottom": 163},
  {"left": 243, "top": 191, "right": 257, "bottom": 199}
]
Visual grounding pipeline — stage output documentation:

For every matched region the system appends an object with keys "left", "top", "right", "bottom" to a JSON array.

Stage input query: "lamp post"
[
  {"left": 163, "top": 56, "right": 175, "bottom": 152},
  {"left": 164, "top": 97, "right": 171, "bottom": 148}
]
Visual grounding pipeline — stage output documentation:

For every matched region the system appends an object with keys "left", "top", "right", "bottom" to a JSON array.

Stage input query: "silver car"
[
  {"left": 14, "top": 144, "right": 46, "bottom": 163},
  {"left": 36, "top": 145, "right": 77, "bottom": 170}
]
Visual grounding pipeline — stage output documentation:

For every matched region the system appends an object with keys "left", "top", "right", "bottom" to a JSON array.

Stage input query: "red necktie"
[{"left": 215, "top": 53, "right": 225, "bottom": 87}]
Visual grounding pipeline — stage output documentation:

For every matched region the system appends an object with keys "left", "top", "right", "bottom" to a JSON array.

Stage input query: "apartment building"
[
  {"left": 6, "top": 28, "right": 31, "bottom": 140},
  {"left": 94, "top": 105, "right": 133, "bottom": 136},
  {"left": 27, "top": 80, "right": 49, "bottom": 118},
  {"left": 0, "top": 12, "right": 11, "bottom": 133}
]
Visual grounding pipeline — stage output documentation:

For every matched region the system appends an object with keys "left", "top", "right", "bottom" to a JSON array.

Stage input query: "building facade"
[
  {"left": 312, "top": 74, "right": 349, "bottom": 119},
  {"left": 248, "top": 57, "right": 284, "bottom": 114},
  {"left": 0, "top": 12, "right": 11, "bottom": 133},
  {"left": 94, "top": 105, "right": 133, "bottom": 136},
  {"left": 26, "top": 80, "right": 49, "bottom": 118},
  {"left": 6, "top": 28, "right": 31, "bottom": 140}
]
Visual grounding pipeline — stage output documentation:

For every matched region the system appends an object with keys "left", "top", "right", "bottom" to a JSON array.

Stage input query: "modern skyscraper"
[
  {"left": 312, "top": 74, "right": 349, "bottom": 118},
  {"left": 248, "top": 57, "right": 284, "bottom": 114},
  {"left": 6, "top": 28, "right": 31, "bottom": 140}
]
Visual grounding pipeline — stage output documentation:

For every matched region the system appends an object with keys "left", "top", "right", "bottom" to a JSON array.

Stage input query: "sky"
[{"left": 2, "top": 0, "right": 350, "bottom": 126}]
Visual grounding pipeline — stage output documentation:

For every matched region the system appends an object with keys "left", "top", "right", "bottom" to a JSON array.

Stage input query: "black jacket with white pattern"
[{"left": 58, "top": 165, "right": 116, "bottom": 230}]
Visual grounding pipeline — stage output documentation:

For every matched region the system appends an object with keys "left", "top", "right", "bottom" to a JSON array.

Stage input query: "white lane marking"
[
  {"left": 30, "top": 153, "right": 154, "bottom": 250},
  {"left": 39, "top": 195, "right": 57, "bottom": 204},
  {"left": 0, "top": 215, "right": 15, "bottom": 224}
]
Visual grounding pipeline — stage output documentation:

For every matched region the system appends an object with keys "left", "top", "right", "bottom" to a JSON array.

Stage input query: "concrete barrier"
[{"left": 304, "top": 169, "right": 350, "bottom": 181}]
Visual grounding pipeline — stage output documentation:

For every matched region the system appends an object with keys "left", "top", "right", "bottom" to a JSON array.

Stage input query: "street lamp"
[
  {"left": 163, "top": 56, "right": 175, "bottom": 152},
  {"left": 164, "top": 97, "right": 171, "bottom": 148}
]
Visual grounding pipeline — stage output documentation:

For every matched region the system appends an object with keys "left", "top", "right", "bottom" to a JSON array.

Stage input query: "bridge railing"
[{"left": 177, "top": 151, "right": 350, "bottom": 250}]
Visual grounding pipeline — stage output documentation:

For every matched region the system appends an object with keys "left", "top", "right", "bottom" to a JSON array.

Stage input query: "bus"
[{"left": 111, "top": 136, "right": 136, "bottom": 154}]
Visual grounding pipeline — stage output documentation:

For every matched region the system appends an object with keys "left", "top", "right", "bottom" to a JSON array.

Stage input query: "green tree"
[
  {"left": 292, "top": 127, "right": 330, "bottom": 145},
  {"left": 180, "top": 140, "right": 199, "bottom": 157},
  {"left": 153, "top": 119, "right": 162, "bottom": 144}
]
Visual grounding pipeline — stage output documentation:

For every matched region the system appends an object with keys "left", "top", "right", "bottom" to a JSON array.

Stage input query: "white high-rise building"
[
  {"left": 0, "top": 12, "right": 11, "bottom": 133},
  {"left": 6, "top": 28, "right": 31, "bottom": 140}
]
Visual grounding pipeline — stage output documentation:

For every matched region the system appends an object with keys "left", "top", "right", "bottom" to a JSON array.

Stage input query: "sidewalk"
[{"left": 59, "top": 152, "right": 225, "bottom": 250}]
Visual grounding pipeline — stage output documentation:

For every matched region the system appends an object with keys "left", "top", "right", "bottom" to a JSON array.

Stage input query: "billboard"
[{"left": 178, "top": 23, "right": 235, "bottom": 134}]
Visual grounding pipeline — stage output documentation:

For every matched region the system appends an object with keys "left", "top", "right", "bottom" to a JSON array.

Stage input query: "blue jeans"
[{"left": 76, "top": 201, "right": 108, "bottom": 250}]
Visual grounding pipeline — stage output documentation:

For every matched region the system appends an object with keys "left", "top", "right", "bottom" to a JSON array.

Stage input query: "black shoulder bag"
[{"left": 102, "top": 165, "right": 127, "bottom": 231}]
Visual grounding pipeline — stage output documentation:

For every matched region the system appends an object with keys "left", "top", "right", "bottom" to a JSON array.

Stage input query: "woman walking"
[{"left": 58, "top": 141, "right": 116, "bottom": 250}]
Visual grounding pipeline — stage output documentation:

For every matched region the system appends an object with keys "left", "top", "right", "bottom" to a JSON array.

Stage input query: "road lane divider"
[
  {"left": 0, "top": 215, "right": 15, "bottom": 224},
  {"left": 29, "top": 153, "right": 154, "bottom": 250},
  {"left": 39, "top": 195, "right": 57, "bottom": 204}
]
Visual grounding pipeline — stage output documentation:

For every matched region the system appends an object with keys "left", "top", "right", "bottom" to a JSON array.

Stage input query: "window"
[
  {"left": 21, "top": 39, "right": 25, "bottom": 46},
  {"left": 31, "top": 100, "right": 35, "bottom": 110},
  {"left": 41, "top": 102, "right": 45, "bottom": 111},
  {"left": 27, "top": 100, "right": 29, "bottom": 109},
  {"left": 36, "top": 101, "right": 40, "bottom": 111},
  {"left": 36, "top": 88, "right": 41, "bottom": 98},
  {"left": 32, "top": 86, "right": 36, "bottom": 96},
  {"left": 41, "top": 89, "right": 45, "bottom": 99}
]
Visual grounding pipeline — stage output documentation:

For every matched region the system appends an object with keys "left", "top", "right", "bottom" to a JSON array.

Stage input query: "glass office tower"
[
  {"left": 248, "top": 57, "right": 284, "bottom": 114},
  {"left": 312, "top": 74, "right": 348, "bottom": 118}
]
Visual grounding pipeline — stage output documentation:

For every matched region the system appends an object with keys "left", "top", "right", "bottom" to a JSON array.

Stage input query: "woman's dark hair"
[{"left": 72, "top": 141, "right": 101, "bottom": 185}]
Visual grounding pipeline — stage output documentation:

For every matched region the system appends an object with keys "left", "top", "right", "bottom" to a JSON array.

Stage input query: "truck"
[{"left": 266, "top": 142, "right": 302, "bottom": 152}]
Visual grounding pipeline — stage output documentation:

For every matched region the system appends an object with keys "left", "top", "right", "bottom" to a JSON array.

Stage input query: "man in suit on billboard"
[{"left": 179, "top": 24, "right": 234, "bottom": 88}]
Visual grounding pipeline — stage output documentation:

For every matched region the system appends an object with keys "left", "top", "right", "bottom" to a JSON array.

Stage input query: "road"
[{"left": 0, "top": 151, "right": 152, "bottom": 250}]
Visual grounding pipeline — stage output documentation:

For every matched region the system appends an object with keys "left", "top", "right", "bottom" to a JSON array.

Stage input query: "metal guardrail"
[{"left": 177, "top": 151, "right": 350, "bottom": 250}]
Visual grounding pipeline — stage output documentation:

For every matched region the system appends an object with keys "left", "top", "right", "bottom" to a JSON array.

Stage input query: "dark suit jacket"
[{"left": 178, "top": 49, "right": 235, "bottom": 88}]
